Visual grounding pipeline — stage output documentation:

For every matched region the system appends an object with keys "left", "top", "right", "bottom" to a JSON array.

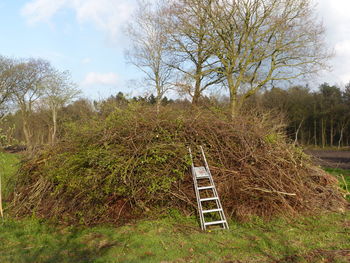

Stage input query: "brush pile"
[{"left": 9, "top": 105, "right": 348, "bottom": 225}]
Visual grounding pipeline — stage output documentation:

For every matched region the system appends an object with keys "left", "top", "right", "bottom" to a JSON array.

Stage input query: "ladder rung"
[
  {"left": 198, "top": 186, "right": 214, "bottom": 190},
  {"left": 200, "top": 197, "right": 218, "bottom": 202},
  {"left": 202, "top": 208, "right": 222, "bottom": 213},
  {"left": 204, "top": 220, "right": 226, "bottom": 226},
  {"left": 196, "top": 175, "right": 210, "bottom": 179}
]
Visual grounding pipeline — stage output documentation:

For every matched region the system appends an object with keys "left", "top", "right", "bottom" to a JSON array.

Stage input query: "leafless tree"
[
  {"left": 165, "top": 0, "right": 221, "bottom": 104},
  {"left": 0, "top": 56, "right": 16, "bottom": 118},
  {"left": 204, "top": 0, "right": 331, "bottom": 117},
  {"left": 9, "top": 58, "right": 53, "bottom": 149},
  {"left": 43, "top": 70, "right": 80, "bottom": 144},
  {"left": 125, "top": 0, "right": 174, "bottom": 113}
]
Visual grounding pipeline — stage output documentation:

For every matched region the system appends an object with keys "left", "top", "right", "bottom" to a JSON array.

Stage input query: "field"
[
  {"left": 307, "top": 150, "right": 350, "bottom": 170},
  {"left": 1, "top": 211, "right": 349, "bottom": 263},
  {"left": 0, "top": 152, "right": 349, "bottom": 263}
]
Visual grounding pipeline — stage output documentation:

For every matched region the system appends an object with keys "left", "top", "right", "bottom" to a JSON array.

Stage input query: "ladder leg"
[{"left": 189, "top": 147, "right": 205, "bottom": 230}]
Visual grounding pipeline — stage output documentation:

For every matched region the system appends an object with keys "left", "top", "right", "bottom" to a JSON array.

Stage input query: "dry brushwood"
[{"left": 8, "top": 105, "right": 348, "bottom": 225}]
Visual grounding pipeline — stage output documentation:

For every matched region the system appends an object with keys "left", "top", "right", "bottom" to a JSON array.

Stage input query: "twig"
[{"left": 250, "top": 187, "right": 297, "bottom": 196}]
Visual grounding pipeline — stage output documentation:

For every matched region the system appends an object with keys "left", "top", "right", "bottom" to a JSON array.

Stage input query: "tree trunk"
[
  {"left": 294, "top": 119, "right": 304, "bottom": 145},
  {"left": 229, "top": 95, "right": 238, "bottom": 119},
  {"left": 192, "top": 64, "right": 202, "bottom": 105},
  {"left": 22, "top": 117, "right": 33, "bottom": 150},
  {"left": 51, "top": 106, "right": 57, "bottom": 145},
  {"left": 228, "top": 75, "right": 238, "bottom": 119},
  {"left": 338, "top": 126, "right": 344, "bottom": 149},
  {"left": 314, "top": 119, "right": 317, "bottom": 146},
  {"left": 321, "top": 118, "right": 325, "bottom": 148},
  {"left": 330, "top": 118, "right": 334, "bottom": 147},
  {"left": 338, "top": 121, "right": 348, "bottom": 149},
  {"left": 192, "top": 80, "right": 201, "bottom": 105},
  {"left": 156, "top": 92, "right": 161, "bottom": 114},
  {"left": 155, "top": 74, "right": 161, "bottom": 114}
]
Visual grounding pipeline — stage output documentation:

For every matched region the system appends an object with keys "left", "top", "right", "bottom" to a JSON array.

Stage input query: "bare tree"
[
  {"left": 10, "top": 58, "right": 53, "bottom": 149},
  {"left": 165, "top": 0, "right": 221, "bottom": 104},
  {"left": 0, "top": 56, "right": 16, "bottom": 118},
  {"left": 43, "top": 70, "right": 80, "bottom": 144},
  {"left": 204, "top": 0, "right": 331, "bottom": 117},
  {"left": 125, "top": 0, "right": 174, "bottom": 113}
]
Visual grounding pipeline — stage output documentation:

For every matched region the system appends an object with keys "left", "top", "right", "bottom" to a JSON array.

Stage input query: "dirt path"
[{"left": 306, "top": 150, "right": 350, "bottom": 170}]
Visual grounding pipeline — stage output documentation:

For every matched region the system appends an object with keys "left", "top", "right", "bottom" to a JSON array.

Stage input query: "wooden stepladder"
[{"left": 189, "top": 146, "right": 229, "bottom": 231}]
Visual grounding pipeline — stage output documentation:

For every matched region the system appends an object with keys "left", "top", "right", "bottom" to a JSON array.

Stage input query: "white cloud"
[
  {"left": 335, "top": 40, "right": 350, "bottom": 57},
  {"left": 81, "top": 72, "right": 119, "bottom": 87},
  {"left": 21, "top": 0, "right": 67, "bottom": 23},
  {"left": 316, "top": 0, "right": 350, "bottom": 85},
  {"left": 21, "top": 0, "right": 135, "bottom": 41}
]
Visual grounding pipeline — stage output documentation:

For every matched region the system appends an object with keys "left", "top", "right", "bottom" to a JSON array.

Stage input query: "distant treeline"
[
  {"left": 1, "top": 82, "right": 349, "bottom": 148},
  {"left": 0, "top": 92, "right": 177, "bottom": 147},
  {"left": 254, "top": 83, "right": 350, "bottom": 147}
]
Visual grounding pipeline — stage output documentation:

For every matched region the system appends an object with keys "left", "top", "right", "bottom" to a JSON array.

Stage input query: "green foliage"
[
  {"left": 324, "top": 168, "right": 350, "bottom": 201},
  {"left": 13, "top": 106, "right": 191, "bottom": 224},
  {"left": 0, "top": 212, "right": 349, "bottom": 262},
  {"left": 264, "top": 132, "right": 281, "bottom": 144}
]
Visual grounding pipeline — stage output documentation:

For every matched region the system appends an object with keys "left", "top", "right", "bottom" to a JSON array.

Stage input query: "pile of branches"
[{"left": 9, "top": 105, "right": 348, "bottom": 225}]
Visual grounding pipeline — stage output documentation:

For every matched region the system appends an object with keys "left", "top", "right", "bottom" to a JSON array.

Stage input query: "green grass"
[
  {"left": 0, "top": 151, "right": 19, "bottom": 198},
  {"left": 0, "top": 153, "right": 349, "bottom": 262},
  {"left": 324, "top": 168, "right": 350, "bottom": 201},
  {"left": 0, "top": 212, "right": 349, "bottom": 263}
]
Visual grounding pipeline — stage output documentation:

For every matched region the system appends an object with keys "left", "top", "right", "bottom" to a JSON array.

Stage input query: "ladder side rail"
[
  {"left": 189, "top": 147, "right": 206, "bottom": 230},
  {"left": 200, "top": 146, "right": 230, "bottom": 229},
  {"left": 193, "top": 167, "right": 206, "bottom": 230},
  {"left": 209, "top": 184, "right": 227, "bottom": 229},
  {"left": 209, "top": 176, "right": 229, "bottom": 229},
  {"left": 199, "top": 145, "right": 226, "bottom": 228}
]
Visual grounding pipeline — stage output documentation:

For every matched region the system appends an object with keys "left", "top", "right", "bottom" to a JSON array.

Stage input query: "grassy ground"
[
  {"left": 0, "top": 152, "right": 20, "bottom": 198},
  {"left": 0, "top": 153, "right": 349, "bottom": 263},
  {"left": 0, "top": 212, "right": 349, "bottom": 263},
  {"left": 324, "top": 168, "right": 350, "bottom": 201}
]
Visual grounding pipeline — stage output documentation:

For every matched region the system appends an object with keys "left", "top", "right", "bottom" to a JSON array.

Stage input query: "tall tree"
[
  {"left": 10, "top": 58, "right": 53, "bottom": 149},
  {"left": 125, "top": 0, "right": 174, "bottom": 113},
  {"left": 43, "top": 70, "right": 79, "bottom": 144},
  {"left": 319, "top": 83, "right": 342, "bottom": 147},
  {"left": 0, "top": 56, "right": 15, "bottom": 118},
  {"left": 166, "top": 0, "right": 220, "bottom": 104},
  {"left": 204, "top": 0, "right": 331, "bottom": 117}
]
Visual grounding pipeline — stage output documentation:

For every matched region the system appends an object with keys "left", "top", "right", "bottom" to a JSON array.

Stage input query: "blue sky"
[
  {"left": 0, "top": 0, "right": 349, "bottom": 100},
  {"left": 0, "top": 0, "right": 139, "bottom": 99}
]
